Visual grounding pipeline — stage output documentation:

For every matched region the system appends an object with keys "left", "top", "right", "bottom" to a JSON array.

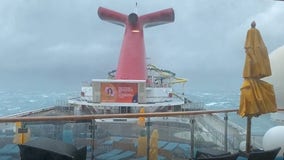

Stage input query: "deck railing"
[
  {"left": 0, "top": 108, "right": 283, "bottom": 160},
  {"left": 0, "top": 109, "right": 239, "bottom": 122}
]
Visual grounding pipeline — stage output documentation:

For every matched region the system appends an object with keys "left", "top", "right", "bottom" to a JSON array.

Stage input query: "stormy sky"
[{"left": 0, "top": 0, "right": 284, "bottom": 92}]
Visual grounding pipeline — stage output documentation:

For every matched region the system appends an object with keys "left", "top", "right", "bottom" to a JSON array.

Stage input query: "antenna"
[{"left": 134, "top": 2, "right": 138, "bottom": 14}]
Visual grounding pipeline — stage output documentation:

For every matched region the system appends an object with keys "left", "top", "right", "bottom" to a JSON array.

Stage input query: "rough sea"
[
  {"left": 0, "top": 90, "right": 77, "bottom": 116},
  {"left": 0, "top": 89, "right": 280, "bottom": 136}
]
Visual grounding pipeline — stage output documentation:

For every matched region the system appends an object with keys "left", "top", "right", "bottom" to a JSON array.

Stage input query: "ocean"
[
  {"left": 187, "top": 90, "right": 280, "bottom": 136},
  {"left": 0, "top": 89, "right": 280, "bottom": 136},
  {"left": 0, "top": 89, "right": 77, "bottom": 116}
]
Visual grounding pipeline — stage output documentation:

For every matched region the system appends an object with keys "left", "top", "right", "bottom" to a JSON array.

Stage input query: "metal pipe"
[
  {"left": 0, "top": 109, "right": 240, "bottom": 123},
  {"left": 2, "top": 108, "right": 284, "bottom": 123},
  {"left": 91, "top": 120, "right": 96, "bottom": 160},
  {"left": 246, "top": 116, "right": 252, "bottom": 153},
  {"left": 190, "top": 118, "right": 195, "bottom": 160},
  {"left": 146, "top": 117, "right": 151, "bottom": 160},
  {"left": 224, "top": 113, "right": 228, "bottom": 152}
]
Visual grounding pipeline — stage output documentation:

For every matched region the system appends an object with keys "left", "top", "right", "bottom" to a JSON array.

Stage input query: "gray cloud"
[{"left": 0, "top": 0, "right": 284, "bottom": 91}]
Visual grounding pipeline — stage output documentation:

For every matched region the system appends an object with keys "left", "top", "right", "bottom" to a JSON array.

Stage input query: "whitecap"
[
  {"left": 29, "top": 99, "right": 36, "bottom": 103},
  {"left": 206, "top": 102, "right": 217, "bottom": 106},
  {"left": 219, "top": 101, "right": 230, "bottom": 105},
  {"left": 8, "top": 107, "right": 21, "bottom": 111},
  {"left": 202, "top": 93, "right": 213, "bottom": 96},
  {"left": 42, "top": 95, "right": 49, "bottom": 98}
]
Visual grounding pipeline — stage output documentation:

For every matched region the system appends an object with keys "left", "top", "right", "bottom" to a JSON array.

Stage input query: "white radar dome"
[
  {"left": 265, "top": 45, "right": 284, "bottom": 121},
  {"left": 263, "top": 126, "right": 284, "bottom": 156}
]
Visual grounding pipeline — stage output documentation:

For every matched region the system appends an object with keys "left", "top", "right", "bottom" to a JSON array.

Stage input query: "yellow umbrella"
[
  {"left": 137, "top": 135, "right": 147, "bottom": 156},
  {"left": 239, "top": 79, "right": 277, "bottom": 117},
  {"left": 13, "top": 122, "right": 30, "bottom": 144},
  {"left": 149, "top": 129, "right": 159, "bottom": 160},
  {"left": 137, "top": 107, "right": 146, "bottom": 156},
  {"left": 243, "top": 21, "right": 271, "bottom": 79},
  {"left": 137, "top": 107, "right": 145, "bottom": 127},
  {"left": 239, "top": 21, "right": 277, "bottom": 153}
]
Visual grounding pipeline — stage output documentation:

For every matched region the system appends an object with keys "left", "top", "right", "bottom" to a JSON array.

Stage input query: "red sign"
[{"left": 101, "top": 83, "right": 138, "bottom": 103}]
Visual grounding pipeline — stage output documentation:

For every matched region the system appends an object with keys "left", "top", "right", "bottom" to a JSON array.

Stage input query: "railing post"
[
  {"left": 224, "top": 113, "right": 228, "bottom": 152},
  {"left": 190, "top": 118, "right": 195, "bottom": 160},
  {"left": 146, "top": 117, "right": 152, "bottom": 160},
  {"left": 55, "top": 122, "right": 63, "bottom": 141},
  {"left": 90, "top": 119, "right": 96, "bottom": 160}
]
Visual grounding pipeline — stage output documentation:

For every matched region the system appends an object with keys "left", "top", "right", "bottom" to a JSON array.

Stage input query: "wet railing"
[{"left": 0, "top": 109, "right": 283, "bottom": 160}]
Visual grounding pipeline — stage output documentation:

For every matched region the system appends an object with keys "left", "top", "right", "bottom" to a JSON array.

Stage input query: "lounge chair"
[
  {"left": 196, "top": 153, "right": 239, "bottom": 160},
  {"left": 18, "top": 137, "right": 87, "bottom": 160},
  {"left": 246, "top": 147, "right": 281, "bottom": 160},
  {"left": 196, "top": 148, "right": 231, "bottom": 159}
]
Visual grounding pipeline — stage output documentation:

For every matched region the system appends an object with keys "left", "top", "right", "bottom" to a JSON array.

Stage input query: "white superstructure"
[{"left": 68, "top": 64, "right": 197, "bottom": 114}]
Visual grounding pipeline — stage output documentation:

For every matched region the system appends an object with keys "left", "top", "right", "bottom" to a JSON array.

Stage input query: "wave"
[
  {"left": 41, "top": 94, "right": 49, "bottom": 98},
  {"left": 29, "top": 99, "right": 36, "bottom": 103},
  {"left": 7, "top": 107, "right": 21, "bottom": 111},
  {"left": 0, "top": 90, "right": 77, "bottom": 116},
  {"left": 0, "top": 90, "right": 278, "bottom": 135},
  {"left": 206, "top": 102, "right": 218, "bottom": 106}
]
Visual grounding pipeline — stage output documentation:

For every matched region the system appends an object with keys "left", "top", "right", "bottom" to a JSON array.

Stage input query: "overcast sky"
[{"left": 0, "top": 0, "right": 284, "bottom": 92}]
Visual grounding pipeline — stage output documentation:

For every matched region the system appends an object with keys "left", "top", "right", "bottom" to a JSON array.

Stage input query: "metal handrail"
[
  {"left": 2, "top": 108, "right": 283, "bottom": 160},
  {"left": 0, "top": 108, "right": 283, "bottom": 123}
]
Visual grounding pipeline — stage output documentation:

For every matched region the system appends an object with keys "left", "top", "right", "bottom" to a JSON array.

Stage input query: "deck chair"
[
  {"left": 247, "top": 147, "right": 281, "bottom": 160},
  {"left": 18, "top": 137, "right": 87, "bottom": 160},
  {"left": 196, "top": 153, "right": 239, "bottom": 160}
]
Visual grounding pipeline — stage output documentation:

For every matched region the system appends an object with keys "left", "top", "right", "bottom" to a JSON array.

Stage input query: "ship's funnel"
[
  {"left": 128, "top": 13, "right": 138, "bottom": 26},
  {"left": 98, "top": 7, "right": 174, "bottom": 80}
]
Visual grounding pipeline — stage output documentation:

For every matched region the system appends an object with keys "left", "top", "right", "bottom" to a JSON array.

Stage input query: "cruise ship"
[
  {"left": 67, "top": 7, "right": 193, "bottom": 116},
  {"left": 0, "top": 5, "right": 283, "bottom": 160}
]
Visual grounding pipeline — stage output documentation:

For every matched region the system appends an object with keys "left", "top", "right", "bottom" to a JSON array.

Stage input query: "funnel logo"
[
  {"left": 105, "top": 87, "right": 115, "bottom": 97},
  {"left": 101, "top": 82, "right": 138, "bottom": 103}
]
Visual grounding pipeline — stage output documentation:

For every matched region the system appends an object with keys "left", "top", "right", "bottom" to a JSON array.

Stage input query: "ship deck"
[{"left": 0, "top": 107, "right": 283, "bottom": 160}]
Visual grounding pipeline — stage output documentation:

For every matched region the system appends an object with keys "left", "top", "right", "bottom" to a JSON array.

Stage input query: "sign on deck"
[{"left": 92, "top": 79, "right": 146, "bottom": 104}]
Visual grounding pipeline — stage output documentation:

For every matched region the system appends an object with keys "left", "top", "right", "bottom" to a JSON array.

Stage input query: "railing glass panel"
[{"left": 0, "top": 110, "right": 283, "bottom": 160}]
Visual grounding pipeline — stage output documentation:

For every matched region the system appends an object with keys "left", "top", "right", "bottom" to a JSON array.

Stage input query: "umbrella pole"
[{"left": 246, "top": 116, "right": 252, "bottom": 153}]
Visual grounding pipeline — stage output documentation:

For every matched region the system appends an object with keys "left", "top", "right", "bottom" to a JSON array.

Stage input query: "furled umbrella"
[
  {"left": 149, "top": 129, "right": 159, "bottom": 160},
  {"left": 138, "top": 107, "right": 145, "bottom": 127},
  {"left": 239, "top": 21, "right": 277, "bottom": 153},
  {"left": 13, "top": 122, "right": 30, "bottom": 144},
  {"left": 137, "top": 107, "right": 146, "bottom": 156}
]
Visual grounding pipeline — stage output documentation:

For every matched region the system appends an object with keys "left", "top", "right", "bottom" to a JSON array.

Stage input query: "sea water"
[
  {"left": 0, "top": 90, "right": 77, "bottom": 116},
  {"left": 187, "top": 90, "right": 281, "bottom": 136},
  {"left": 0, "top": 89, "right": 280, "bottom": 136}
]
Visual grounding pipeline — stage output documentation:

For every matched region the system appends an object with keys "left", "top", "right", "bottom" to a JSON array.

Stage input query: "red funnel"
[{"left": 98, "top": 7, "right": 174, "bottom": 80}]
